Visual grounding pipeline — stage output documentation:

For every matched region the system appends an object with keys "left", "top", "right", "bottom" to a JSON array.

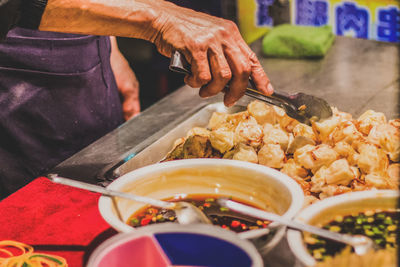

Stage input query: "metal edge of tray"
[
  {"left": 98, "top": 102, "right": 247, "bottom": 182},
  {"left": 95, "top": 102, "right": 210, "bottom": 182}
]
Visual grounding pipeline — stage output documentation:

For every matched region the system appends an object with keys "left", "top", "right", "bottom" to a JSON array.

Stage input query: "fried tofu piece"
[
  {"left": 225, "top": 143, "right": 258, "bottom": 164},
  {"left": 310, "top": 159, "right": 358, "bottom": 194},
  {"left": 209, "top": 125, "right": 235, "bottom": 153},
  {"left": 208, "top": 112, "right": 229, "bottom": 130},
  {"left": 333, "top": 141, "right": 359, "bottom": 165},
  {"left": 286, "top": 135, "right": 315, "bottom": 154},
  {"left": 333, "top": 107, "right": 353, "bottom": 121},
  {"left": 226, "top": 111, "right": 250, "bottom": 127},
  {"left": 208, "top": 111, "right": 250, "bottom": 130},
  {"left": 356, "top": 109, "right": 386, "bottom": 135},
  {"left": 279, "top": 114, "right": 300, "bottom": 133},
  {"left": 294, "top": 144, "right": 316, "bottom": 170},
  {"left": 368, "top": 123, "right": 400, "bottom": 162},
  {"left": 292, "top": 123, "right": 317, "bottom": 142},
  {"left": 312, "top": 117, "right": 340, "bottom": 143},
  {"left": 234, "top": 116, "right": 263, "bottom": 148},
  {"left": 328, "top": 121, "right": 364, "bottom": 146},
  {"left": 319, "top": 185, "right": 352, "bottom": 199},
  {"left": 263, "top": 123, "right": 290, "bottom": 151},
  {"left": 364, "top": 172, "right": 392, "bottom": 189},
  {"left": 387, "top": 163, "right": 400, "bottom": 188},
  {"left": 357, "top": 144, "right": 389, "bottom": 174},
  {"left": 281, "top": 158, "right": 309, "bottom": 179},
  {"left": 247, "top": 100, "right": 276, "bottom": 125},
  {"left": 294, "top": 144, "right": 338, "bottom": 173},
  {"left": 267, "top": 106, "right": 299, "bottom": 132},
  {"left": 258, "top": 143, "right": 285, "bottom": 169},
  {"left": 325, "top": 159, "right": 356, "bottom": 186},
  {"left": 310, "top": 166, "right": 329, "bottom": 193},
  {"left": 311, "top": 144, "right": 339, "bottom": 173},
  {"left": 312, "top": 107, "right": 352, "bottom": 143}
]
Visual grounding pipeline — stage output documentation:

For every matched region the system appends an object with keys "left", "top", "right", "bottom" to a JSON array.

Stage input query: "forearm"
[
  {"left": 37, "top": 0, "right": 272, "bottom": 106},
  {"left": 39, "top": 0, "right": 169, "bottom": 42}
]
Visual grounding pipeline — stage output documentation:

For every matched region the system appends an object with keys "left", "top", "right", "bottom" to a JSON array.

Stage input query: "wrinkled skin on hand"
[
  {"left": 40, "top": 0, "right": 273, "bottom": 106},
  {"left": 110, "top": 37, "right": 140, "bottom": 120},
  {"left": 151, "top": 5, "right": 273, "bottom": 106}
]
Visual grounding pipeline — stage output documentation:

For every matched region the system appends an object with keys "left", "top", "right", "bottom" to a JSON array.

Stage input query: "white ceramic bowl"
[
  {"left": 287, "top": 190, "right": 399, "bottom": 267},
  {"left": 99, "top": 158, "right": 304, "bottom": 254}
]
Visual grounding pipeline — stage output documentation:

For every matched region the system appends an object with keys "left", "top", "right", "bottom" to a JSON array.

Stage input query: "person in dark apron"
[
  {"left": 0, "top": 28, "right": 127, "bottom": 198},
  {"left": 0, "top": 0, "right": 273, "bottom": 198}
]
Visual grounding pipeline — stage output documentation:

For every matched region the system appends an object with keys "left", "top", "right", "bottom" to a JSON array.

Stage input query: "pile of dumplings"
[{"left": 164, "top": 101, "right": 399, "bottom": 204}]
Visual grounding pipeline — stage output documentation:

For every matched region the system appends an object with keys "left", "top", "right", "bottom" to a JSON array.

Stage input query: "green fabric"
[{"left": 262, "top": 24, "right": 335, "bottom": 58}]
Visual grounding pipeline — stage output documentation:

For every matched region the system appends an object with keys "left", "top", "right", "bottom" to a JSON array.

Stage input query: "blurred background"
[{"left": 117, "top": 0, "right": 399, "bottom": 110}]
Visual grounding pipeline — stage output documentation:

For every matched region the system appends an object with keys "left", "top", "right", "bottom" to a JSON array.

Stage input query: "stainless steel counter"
[{"left": 51, "top": 36, "right": 399, "bottom": 267}]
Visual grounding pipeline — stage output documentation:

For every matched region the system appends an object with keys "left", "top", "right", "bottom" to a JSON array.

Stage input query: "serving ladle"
[
  {"left": 47, "top": 174, "right": 211, "bottom": 225},
  {"left": 218, "top": 199, "right": 375, "bottom": 255}
]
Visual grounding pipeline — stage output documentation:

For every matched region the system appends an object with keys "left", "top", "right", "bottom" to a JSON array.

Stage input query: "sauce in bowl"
[
  {"left": 305, "top": 209, "right": 399, "bottom": 261},
  {"left": 127, "top": 194, "right": 271, "bottom": 233}
]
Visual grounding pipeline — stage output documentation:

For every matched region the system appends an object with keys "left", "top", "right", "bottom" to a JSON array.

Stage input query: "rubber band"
[{"left": 0, "top": 240, "right": 67, "bottom": 267}]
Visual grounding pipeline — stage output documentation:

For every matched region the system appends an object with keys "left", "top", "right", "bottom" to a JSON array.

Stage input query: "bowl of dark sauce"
[
  {"left": 99, "top": 159, "right": 304, "bottom": 255},
  {"left": 287, "top": 190, "right": 399, "bottom": 266}
]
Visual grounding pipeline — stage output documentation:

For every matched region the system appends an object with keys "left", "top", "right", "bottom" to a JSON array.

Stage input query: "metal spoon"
[
  {"left": 169, "top": 50, "right": 332, "bottom": 125},
  {"left": 218, "top": 199, "right": 375, "bottom": 255},
  {"left": 47, "top": 174, "right": 211, "bottom": 225}
]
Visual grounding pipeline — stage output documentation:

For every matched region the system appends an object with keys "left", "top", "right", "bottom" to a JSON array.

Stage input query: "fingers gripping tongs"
[{"left": 169, "top": 51, "right": 332, "bottom": 125}]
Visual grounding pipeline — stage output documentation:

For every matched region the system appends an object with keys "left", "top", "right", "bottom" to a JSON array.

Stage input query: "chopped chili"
[
  {"left": 127, "top": 194, "right": 271, "bottom": 233},
  {"left": 305, "top": 209, "right": 399, "bottom": 262}
]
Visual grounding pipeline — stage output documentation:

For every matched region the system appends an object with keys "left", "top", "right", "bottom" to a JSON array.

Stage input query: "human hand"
[
  {"left": 39, "top": 0, "right": 271, "bottom": 107},
  {"left": 110, "top": 37, "right": 140, "bottom": 120},
  {"left": 150, "top": 3, "right": 273, "bottom": 106}
]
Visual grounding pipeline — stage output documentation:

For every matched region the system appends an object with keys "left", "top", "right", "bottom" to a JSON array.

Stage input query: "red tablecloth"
[{"left": 0, "top": 177, "right": 118, "bottom": 266}]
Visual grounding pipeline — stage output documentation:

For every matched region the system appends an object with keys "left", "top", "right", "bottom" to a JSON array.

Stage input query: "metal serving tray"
[{"left": 100, "top": 102, "right": 246, "bottom": 181}]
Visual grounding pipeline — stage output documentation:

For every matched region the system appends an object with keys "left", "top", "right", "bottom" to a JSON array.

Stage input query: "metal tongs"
[{"left": 169, "top": 51, "right": 332, "bottom": 125}]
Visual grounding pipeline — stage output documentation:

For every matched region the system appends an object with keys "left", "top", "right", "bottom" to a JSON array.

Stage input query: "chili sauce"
[
  {"left": 305, "top": 210, "right": 399, "bottom": 261},
  {"left": 127, "top": 194, "right": 271, "bottom": 233}
]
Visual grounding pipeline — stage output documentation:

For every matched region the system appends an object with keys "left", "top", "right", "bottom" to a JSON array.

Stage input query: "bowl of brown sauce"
[
  {"left": 287, "top": 190, "right": 399, "bottom": 266},
  {"left": 99, "top": 158, "right": 304, "bottom": 254}
]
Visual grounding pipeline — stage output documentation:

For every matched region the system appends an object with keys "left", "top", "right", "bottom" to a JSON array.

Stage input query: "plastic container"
[{"left": 87, "top": 223, "right": 263, "bottom": 267}]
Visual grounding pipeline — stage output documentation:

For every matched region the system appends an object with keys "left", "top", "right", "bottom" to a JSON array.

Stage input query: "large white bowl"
[
  {"left": 99, "top": 158, "right": 304, "bottom": 254},
  {"left": 287, "top": 190, "right": 399, "bottom": 267}
]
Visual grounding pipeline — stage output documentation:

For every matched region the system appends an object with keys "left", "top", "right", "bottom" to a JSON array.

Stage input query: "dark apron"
[{"left": 0, "top": 28, "right": 124, "bottom": 197}]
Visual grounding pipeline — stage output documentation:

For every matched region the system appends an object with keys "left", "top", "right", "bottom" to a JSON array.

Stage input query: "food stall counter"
[{"left": 1, "top": 36, "right": 397, "bottom": 267}]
